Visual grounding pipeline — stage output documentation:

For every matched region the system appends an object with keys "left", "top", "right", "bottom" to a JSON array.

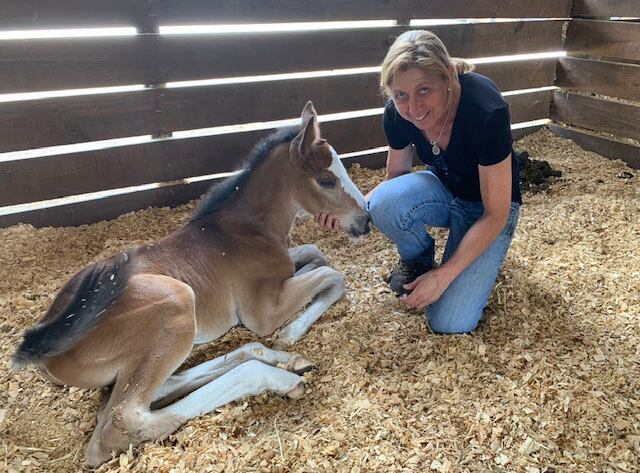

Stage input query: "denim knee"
[
  {"left": 367, "top": 187, "right": 404, "bottom": 236},
  {"left": 427, "top": 305, "right": 481, "bottom": 334}
]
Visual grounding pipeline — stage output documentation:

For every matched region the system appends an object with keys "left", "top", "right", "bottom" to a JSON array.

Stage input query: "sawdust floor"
[{"left": 1, "top": 128, "right": 639, "bottom": 473}]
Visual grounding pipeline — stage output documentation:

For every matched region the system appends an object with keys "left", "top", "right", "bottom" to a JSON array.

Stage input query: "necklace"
[{"left": 429, "top": 88, "right": 453, "bottom": 156}]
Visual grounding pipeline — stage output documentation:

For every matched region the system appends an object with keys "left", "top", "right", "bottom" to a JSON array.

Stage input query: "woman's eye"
[
  {"left": 316, "top": 178, "right": 336, "bottom": 189},
  {"left": 418, "top": 87, "right": 430, "bottom": 95},
  {"left": 394, "top": 92, "right": 407, "bottom": 101}
]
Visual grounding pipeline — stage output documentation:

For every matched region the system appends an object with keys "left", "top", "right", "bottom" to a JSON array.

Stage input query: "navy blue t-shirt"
[{"left": 383, "top": 72, "right": 521, "bottom": 204}]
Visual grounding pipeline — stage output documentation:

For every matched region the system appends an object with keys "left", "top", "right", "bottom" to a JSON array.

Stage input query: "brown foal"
[{"left": 12, "top": 102, "right": 371, "bottom": 466}]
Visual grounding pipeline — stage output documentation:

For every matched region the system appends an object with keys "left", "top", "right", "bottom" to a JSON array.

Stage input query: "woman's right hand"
[{"left": 316, "top": 212, "right": 341, "bottom": 231}]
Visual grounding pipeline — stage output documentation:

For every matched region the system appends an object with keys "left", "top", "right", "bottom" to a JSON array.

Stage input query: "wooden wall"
[
  {"left": 0, "top": 0, "right": 571, "bottom": 227},
  {"left": 551, "top": 0, "right": 640, "bottom": 169}
]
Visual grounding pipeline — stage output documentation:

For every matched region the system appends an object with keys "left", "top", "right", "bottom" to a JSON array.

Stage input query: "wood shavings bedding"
[{"left": 1, "top": 128, "right": 638, "bottom": 473}]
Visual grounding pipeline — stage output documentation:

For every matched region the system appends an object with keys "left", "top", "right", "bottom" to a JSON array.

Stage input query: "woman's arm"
[
  {"left": 402, "top": 154, "right": 512, "bottom": 310},
  {"left": 317, "top": 146, "right": 413, "bottom": 230},
  {"left": 363, "top": 146, "right": 413, "bottom": 200}
]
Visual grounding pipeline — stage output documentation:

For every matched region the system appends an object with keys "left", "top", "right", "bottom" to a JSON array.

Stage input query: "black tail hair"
[{"left": 12, "top": 251, "right": 134, "bottom": 369}]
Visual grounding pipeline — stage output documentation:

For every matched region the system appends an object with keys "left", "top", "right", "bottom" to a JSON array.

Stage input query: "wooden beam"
[
  {"left": 0, "top": 115, "right": 387, "bottom": 206},
  {"left": 0, "top": 59, "right": 558, "bottom": 152},
  {"left": 572, "top": 1, "right": 640, "bottom": 19},
  {"left": 0, "top": 74, "right": 384, "bottom": 152},
  {"left": 0, "top": 22, "right": 565, "bottom": 93},
  {"left": 0, "top": 180, "right": 213, "bottom": 229},
  {"left": 556, "top": 56, "right": 640, "bottom": 101},
  {"left": 0, "top": 123, "right": 551, "bottom": 229},
  {"left": 0, "top": 87, "right": 549, "bottom": 206},
  {"left": 551, "top": 90, "right": 640, "bottom": 142},
  {"left": 1, "top": 0, "right": 572, "bottom": 29},
  {"left": 565, "top": 19, "right": 640, "bottom": 62},
  {"left": 549, "top": 123, "right": 640, "bottom": 169}
]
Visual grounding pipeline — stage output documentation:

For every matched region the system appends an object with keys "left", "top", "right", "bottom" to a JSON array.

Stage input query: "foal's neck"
[{"left": 228, "top": 147, "right": 298, "bottom": 242}]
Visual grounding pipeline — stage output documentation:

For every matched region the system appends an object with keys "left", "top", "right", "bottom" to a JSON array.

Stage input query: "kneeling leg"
[{"left": 289, "top": 244, "right": 327, "bottom": 275}]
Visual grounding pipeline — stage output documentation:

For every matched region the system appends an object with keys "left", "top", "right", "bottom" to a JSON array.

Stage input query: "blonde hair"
[{"left": 380, "top": 30, "right": 475, "bottom": 96}]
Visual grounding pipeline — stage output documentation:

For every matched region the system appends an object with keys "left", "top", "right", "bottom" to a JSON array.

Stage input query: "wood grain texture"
[
  {"left": 0, "top": 22, "right": 565, "bottom": 93},
  {"left": 1, "top": 0, "right": 572, "bottom": 29},
  {"left": 565, "top": 19, "right": 640, "bottom": 62},
  {"left": 551, "top": 91, "right": 640, "bottom": 142},
  {"left": 0, "top": 125, "right": 545, "bottom": 229},
  {"left": 572, "top": 1, "right": 640, "bottom": 18},
  {"left": 0, "top": 88, "right": 549, "bottom": 206},
  {"left": 549, "top": 123, "right": 640, "bottom": 169},
  {"left": 556, "top": 56, "right": 640, "bottom": 102},
  {"left": 0, "top": 60, "right": 557, "bottom": 153}
]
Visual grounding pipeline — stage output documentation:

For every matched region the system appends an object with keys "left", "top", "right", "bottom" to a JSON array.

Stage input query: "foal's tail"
[{"left": 12, "top": 251, "right": 135, "bottom": 369}]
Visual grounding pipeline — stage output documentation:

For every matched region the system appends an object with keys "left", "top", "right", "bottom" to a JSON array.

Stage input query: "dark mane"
[{"left": 190, "top": 125, "right": 302, "bottom": 223}]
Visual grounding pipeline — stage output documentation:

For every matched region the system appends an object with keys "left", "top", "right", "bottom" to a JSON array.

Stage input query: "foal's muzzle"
[{"left": 347, "top": 212, "right": 372, "bottom": 238}]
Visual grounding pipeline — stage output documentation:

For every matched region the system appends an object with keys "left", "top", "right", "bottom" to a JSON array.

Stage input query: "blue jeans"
[{"left": 368, "top": 171, "right": 520, "bottom": 334}]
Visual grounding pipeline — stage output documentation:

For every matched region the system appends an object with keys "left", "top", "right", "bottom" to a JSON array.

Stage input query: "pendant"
[{"left": 432, "top": 143, "right": 440, "bottom": 155}]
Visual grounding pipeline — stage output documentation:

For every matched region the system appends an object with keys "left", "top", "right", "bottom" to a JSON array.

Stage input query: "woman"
[{"left": 317, "top": 30, "right": 521, "bottom": 334}]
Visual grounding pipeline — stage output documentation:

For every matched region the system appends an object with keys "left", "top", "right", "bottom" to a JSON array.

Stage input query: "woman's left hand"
[{"left": 401, "top": 268, "right": 450, "bottom": 311}]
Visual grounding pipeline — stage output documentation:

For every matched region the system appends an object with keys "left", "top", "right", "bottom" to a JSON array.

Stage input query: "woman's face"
[{"left": 389, "top": 67, "right": 450, "bottom": 132}]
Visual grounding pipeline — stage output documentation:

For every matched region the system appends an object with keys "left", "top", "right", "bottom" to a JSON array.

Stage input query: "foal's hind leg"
[
  {"left": 151, "top": 342, "right": 315, "bottom": 408},
  {"left": 93, "top": 360, "right": 305, "bottom": 466},
  {"left": 289, "top": 244, "right": 327, "bottom": 275},
  {"left": 84, "top": 274, "right": 198, "bottom": 466}
]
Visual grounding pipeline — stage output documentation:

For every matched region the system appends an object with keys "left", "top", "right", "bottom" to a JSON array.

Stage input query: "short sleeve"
[
  {"left": 478, "top": 106, "right": 512, "bottom": 166},
  {"left": 383, "top": 101, "right": 412, "bottom": 150}
]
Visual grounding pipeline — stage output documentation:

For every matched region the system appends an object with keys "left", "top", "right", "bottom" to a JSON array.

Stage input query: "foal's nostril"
[{"left": 361, "top": 213, "right": 372, "bottom": 235}]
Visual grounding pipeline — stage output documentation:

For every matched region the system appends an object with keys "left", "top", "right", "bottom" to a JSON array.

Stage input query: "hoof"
[
  {"left": 272, "top": 336, "right": 294, "bottom": 351},
  {"left": 287, "top": 355, "right": 317, "bottom": 375},
  {"left": 85, "top": 445, "right": 114, "bottom": 468},
  {"left": 286, "top": 381, "right": 305, "bottom": 400}
]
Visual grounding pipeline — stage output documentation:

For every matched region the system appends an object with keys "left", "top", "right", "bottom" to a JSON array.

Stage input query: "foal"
[{"left": 12, "top": 102, "right": 371, "bottom": 466}]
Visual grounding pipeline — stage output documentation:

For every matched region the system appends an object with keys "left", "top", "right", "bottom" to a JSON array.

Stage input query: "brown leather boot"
[{"left": 385, "top": 259, "right": 433, "bottom": 296}]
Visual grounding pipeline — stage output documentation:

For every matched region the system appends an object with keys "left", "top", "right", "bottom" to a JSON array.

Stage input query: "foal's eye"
[{"left": 316, "top": 178, "right": 336, "bottom": 189}]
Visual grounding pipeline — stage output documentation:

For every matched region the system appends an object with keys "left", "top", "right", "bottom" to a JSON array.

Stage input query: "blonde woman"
[{"left": 317, "top": 30, "right": 521, "bottom": 333}]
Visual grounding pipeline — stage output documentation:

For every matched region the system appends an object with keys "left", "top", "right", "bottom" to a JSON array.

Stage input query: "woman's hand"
[
  {"left": 401, "top": 268, "right": 451, "bottom": 311},
  {"left": 316, "top": 212, "right": 341, "bottom": 231}
]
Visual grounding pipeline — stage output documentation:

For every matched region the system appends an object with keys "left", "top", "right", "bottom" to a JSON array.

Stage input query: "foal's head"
[{"left": 290, "top": 102, "right": 371, "bottom": 238}]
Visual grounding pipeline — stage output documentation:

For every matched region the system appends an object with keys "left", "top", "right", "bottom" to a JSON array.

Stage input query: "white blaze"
[{"left": 327, "top": 146, "right": 367, "bottom": 208}]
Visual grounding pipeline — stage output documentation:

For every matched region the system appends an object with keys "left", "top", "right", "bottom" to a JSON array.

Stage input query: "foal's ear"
[
  {"left": 290, "top": 102, "right": 320, "bottom": 160},
  {"left": 300, "top": 100, "right": 317, "bottom": 123}
]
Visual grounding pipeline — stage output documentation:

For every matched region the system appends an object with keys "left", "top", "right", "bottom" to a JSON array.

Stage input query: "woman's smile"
[{"left": 413, "top": 111, "right": 429, "bottom": 121}]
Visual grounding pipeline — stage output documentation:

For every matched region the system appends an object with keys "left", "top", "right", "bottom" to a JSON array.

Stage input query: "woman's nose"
[{"left": 409, "top": 95, "right": 421, "bottom": 117}]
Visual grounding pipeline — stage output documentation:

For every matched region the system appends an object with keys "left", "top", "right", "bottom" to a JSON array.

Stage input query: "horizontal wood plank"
[
  {"left": 513, "top": 125, "right": 544, "bottom": 141},
  {"left": 0, "top": 115, "right": 387, "bottom": 206},
  {"left": 551, "top": 91, "right": 640, "bottom": 141},
  {"left": 0, "top": 180, "right": 213, "bottom": 229},
  {"left": 556, "top": 56, "right": 640, "bottom": 101},
  {"left": 0, "top": 74, "right": 383, "bottom": 153},
  {"left": 572, "top": 1, "right": 640, "bottom": 18},
  {"left": 549, "top": 123, "right": 640, "bottom": 169},
  {"left": 565, "top": 19, "right": 640, "bottom": 62},
  {"left": 1, "top": 59, "right": 557, "bottom": 152},
  {"left": 0, "top": 22, "right": 565, "bottom": 93},
  {"left": 506, "top": 90, "right": 552, "bottom": 123},
  {"left": 1, "top": 0, "right": 572, "bottom": 29},
  {"left": 0, "top": 87, "right": 549, "bottom": 206},
  {"left": 0, "top": 125, "right": 548, "bottom": 229}
]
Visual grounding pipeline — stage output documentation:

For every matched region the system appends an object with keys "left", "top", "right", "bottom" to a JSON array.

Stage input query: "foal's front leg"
[
  {"left": 254, "top": 266, "right": 345, "bottom": 347},
  {"left": 151, "top": 342, "right": 315, "bottom": 408},
  {"left": 289, "top": 244, "right": 327, "bottom": 275}
]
